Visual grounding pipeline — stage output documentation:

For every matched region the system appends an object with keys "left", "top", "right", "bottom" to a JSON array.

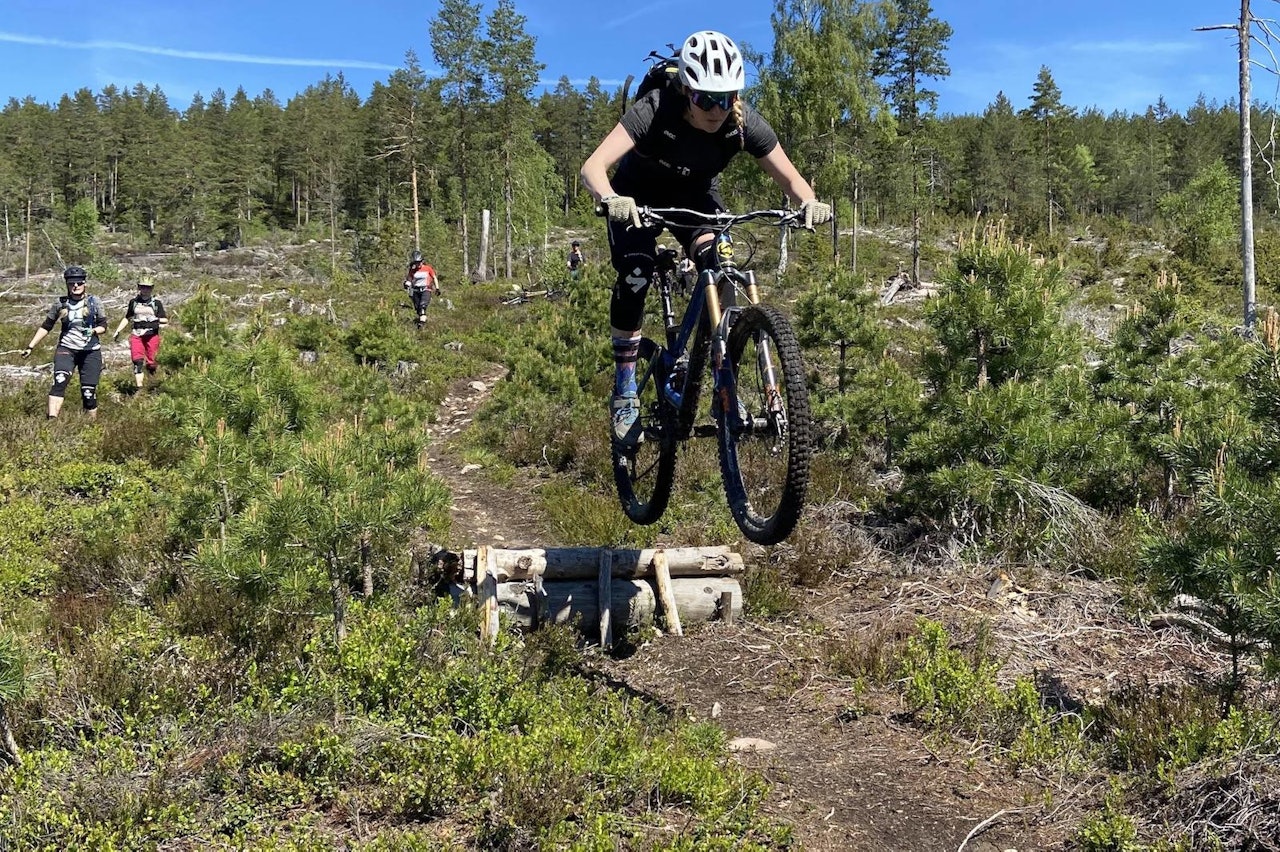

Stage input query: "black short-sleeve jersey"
[{"left": 613, "top": 88, "right": 779, "bottom": 205}]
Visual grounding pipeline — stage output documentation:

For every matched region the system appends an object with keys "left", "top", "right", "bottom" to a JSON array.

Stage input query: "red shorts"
[{"left": 130, "top": 333, "right": 161, "bottom": 367}]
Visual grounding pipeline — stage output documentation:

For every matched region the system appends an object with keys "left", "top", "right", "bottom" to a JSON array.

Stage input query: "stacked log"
[{"left": 463, "top": 546, "right": 744, "bottom": 644}]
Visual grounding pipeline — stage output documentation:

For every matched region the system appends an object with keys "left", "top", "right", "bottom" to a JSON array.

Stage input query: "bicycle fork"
[
  {"left": 705, "top": 270, "right": 753, "bottom": 435},
  {"left": 704, "top": 269, "right": 785, "bottom": 439}
]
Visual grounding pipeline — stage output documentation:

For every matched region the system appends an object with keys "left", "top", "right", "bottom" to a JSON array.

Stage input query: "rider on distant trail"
[
  {"left": 567, "top": 240, "right": 584, "bottom": 280},
  {"left": 579, "top": 29, "right": 831, "bottom": 448},
  {"left": 403, "top": 249, "right": 440, "bottom": 326}
]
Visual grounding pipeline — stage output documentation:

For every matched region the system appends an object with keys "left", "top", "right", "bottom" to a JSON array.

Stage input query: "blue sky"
[{"left": 0, "top": 0, "right": 1250, "bottom": 116}]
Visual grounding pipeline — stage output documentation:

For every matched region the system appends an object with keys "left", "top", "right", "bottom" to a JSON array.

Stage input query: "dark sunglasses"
[{"left": 688, "top": 89, "right": 737, "bottom": 112}]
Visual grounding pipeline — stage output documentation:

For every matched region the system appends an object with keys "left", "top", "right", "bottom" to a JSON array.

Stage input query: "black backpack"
[{"left": 621, "top": 47, "right": 679, "bottom": 115}]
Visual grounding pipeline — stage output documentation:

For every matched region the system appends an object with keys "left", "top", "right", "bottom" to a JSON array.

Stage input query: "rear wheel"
[
  {"left": 717, "top": 305, "right": 812, "bottom": 544},
  {"left": 613, "top": 339, "right": 678, "bottom": 524}
]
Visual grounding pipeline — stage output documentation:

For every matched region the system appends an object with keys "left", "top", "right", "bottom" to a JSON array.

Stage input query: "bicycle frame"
[
  {"left": 603, "top": 204, "right": 814, "bottom": 543},
  {"left": 634, "top": 207, "right": 799, "bottom": 439}
]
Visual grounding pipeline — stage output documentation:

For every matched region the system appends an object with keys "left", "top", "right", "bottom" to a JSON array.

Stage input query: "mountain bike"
[
  {"left": 603, "top": 207, "right": 813, "bottom": 545},
  {"left": 498, "top": 286, "right": 566, "bottom": 306}
]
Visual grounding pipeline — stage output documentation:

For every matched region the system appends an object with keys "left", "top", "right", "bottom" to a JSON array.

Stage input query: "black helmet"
[
  {"left": 571, "top": 240, "right": 580, "bottom": 247},
  {"left": 410, "top": 250, "right": 423, "bottom": 264},
  {"left": 63, "top": 265, "right": 87, "bottom": 283}
]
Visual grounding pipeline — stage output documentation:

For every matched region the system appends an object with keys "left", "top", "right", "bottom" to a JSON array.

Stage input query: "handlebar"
[{"left": 593, "top": 204, "right": 808, "bottom": 230}]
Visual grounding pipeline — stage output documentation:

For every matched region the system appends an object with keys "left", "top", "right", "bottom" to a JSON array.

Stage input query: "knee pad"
[
  {"left": 81, "top": 384, "right": 98, "bottom": 410},
  {"left": 610, "top": 253, "right": 655, "bottom": 331},
  {"left": 50, "top": 370, "right": 71, "bottom": 397},
  {"left": 133, "top": 358, "right": 146, "bottom": 375},
  {"left": 693, "top": 237, "right": 718, "bottom": 273}
]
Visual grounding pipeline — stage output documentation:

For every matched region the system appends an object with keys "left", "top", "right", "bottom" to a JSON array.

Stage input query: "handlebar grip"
[{"left": 594, "top": 204, "right": 607, "bottom": 217}]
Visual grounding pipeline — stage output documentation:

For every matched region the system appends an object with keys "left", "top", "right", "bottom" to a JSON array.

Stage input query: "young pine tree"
[
  {"left": 1143, "top": 310, "right": 1280, "bottom": 705},
  {"left": 793, "top": 271, "right": 920, "bottom": 461}
]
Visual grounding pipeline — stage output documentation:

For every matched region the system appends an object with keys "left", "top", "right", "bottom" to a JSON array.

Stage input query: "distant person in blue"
[
  {"left": 580, "top": 30, "right": 830, "bottom": 447},
  {"left": 21, "top": 265, "right": 109, "bottom": 419}
]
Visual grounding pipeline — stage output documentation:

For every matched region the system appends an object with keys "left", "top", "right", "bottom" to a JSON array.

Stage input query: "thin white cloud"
[
  {"left": 0, "top": 30, "right": 396, "bottom": 70},
  {"left": 602, "top": 2, "right": 678, "bottom": 31}
]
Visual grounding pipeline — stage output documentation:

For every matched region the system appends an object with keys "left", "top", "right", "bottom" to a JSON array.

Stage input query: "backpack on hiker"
[{"left": 620, "top": 47, "right": 680, "bottom": 116}]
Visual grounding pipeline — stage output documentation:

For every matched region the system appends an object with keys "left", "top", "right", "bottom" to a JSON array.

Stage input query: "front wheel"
[
  {"left": 717, "top": 305, "right": 812, "bottom": 544},
  {"left": 613, "top": 338, "right": 678, "bottom": 525}
]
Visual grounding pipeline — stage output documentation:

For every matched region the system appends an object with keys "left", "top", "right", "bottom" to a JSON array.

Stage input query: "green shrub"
[
  {"left": 344, "top": 302, "right": 417, "bottom": 367},
  {"left": 1074, "top": 780, "right": 1141, "bottom": 852},
  {"left": 897, "top": 619, "right": 1084, "bottom": 765},
  {"left": 924, "top": 222, "right": 1078, "bottom": 392}
]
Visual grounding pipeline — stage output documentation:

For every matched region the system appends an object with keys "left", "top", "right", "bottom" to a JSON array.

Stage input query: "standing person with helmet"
[
  {"left": 567, "top": 240, "right": 584, "bottom": 280},
  {"left": 580, "top": 29, "right": 831, "bottom": 447},
  {"left": 21, "top": 265, "right": 109, "bottom": 419},
  {"left": 111, "top": 276, "right": 168, "bottom": 391},
  {"left": 402, "top": 249, "right": 440, "bottom": 327}
]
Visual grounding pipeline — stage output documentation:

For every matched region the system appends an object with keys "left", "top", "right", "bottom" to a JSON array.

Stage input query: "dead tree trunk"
[
  {"left": 328, "top": 555, "right": 347, "bottom": 647},
  {"left": 1241, "top": 0, "right": 1257, "bottom": 330},
  {"left": 477, "top": 209, "right": 491, "bottom": 281}
]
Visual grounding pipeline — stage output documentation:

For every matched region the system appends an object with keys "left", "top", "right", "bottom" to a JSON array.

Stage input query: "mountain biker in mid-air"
[
  {"left": 580, "top": 29, "right": 831, "bottom": 448},
  {"left": 403, "top": 249, "right": 440, "bottom": 327}
]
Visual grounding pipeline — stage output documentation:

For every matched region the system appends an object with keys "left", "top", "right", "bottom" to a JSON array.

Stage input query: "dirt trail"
[
  {"left": 425, "top": 364, "right": 561, "bottom": 550},
  {"left": 423, "top": 367, "right": 1075, "bottom": 850}
]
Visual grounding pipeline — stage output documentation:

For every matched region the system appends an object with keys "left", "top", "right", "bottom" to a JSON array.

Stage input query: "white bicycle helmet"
[{"left": 678, "top": 30, "right": 745, "bottom": 92}]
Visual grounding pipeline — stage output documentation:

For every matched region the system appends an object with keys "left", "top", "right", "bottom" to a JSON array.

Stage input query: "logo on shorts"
[{"left": 626, "top": 267, "right": 647, "bottom": 292}]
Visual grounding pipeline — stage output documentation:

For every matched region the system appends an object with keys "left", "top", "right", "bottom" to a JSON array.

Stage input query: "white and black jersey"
[
  {"left": 125, "top": 296, "right": 166, "bottom": 336},
  {"left": 42, "top": 296, "right": 104, "bottom": 352}
]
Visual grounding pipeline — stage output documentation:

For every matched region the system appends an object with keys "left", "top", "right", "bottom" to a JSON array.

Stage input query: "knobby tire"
[
  {"left": 612, "top": 338, "right": 678, "bottom": 524},
  {"left": 717, "top": 305, "right": 812, "bottom": 544}
]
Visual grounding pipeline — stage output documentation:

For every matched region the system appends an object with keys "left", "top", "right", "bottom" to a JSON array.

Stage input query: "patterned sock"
[{"left": 612, "top": 334, "right": 641, "bottom": 397}]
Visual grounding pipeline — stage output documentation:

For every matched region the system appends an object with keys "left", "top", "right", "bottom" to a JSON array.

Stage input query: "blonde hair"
[{"left": 732, "top": 99, "right": 745, "bottom": 150}]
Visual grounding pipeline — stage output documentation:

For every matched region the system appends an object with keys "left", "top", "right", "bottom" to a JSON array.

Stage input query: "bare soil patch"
[{"left": 420, "top": 365, "right": 1239, "bottom": 850}]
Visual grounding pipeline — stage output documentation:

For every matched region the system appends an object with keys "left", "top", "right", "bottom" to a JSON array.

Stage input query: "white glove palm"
[
  {"left": 800, "top": 199, "right": 832, "bottom": 228},
  {"left": 601, "top": 195, "right": 641, "bottom": 228}
]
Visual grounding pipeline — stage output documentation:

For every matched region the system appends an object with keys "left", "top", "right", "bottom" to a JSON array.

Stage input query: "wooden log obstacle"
[{"left": 462, "top": 546, "right": 745, "bottom": 646}]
